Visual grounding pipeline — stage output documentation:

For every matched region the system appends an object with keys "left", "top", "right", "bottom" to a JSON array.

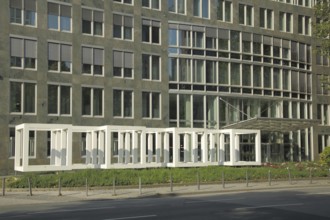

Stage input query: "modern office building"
[{"left": 0, "top": 0, "right": 329, "bottom": 174}]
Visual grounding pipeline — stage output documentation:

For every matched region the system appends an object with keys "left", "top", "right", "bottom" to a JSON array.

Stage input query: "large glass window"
[
  {"left": 230, "top": 30, "right": 240, "bottom": 52},
  {"left": 260, "top": 8, "right": 273, "bottom": 29},
  {"left": 82, "top": 87, "right": 103, "bottom": 116},
  {"left": 48, "top": 84, "right": 71, "bottom": 115},
  {"left": 298, "top": 15, "right": 311, "bottom": 35},
  {"left": 113, "top": 90, "right": 133, "bottom": 117},
  {"left": 10, "top": 37, "right": 36, "bottom": 69},
  {"left": 142, "top": 0, "right": 160, "bottom": 9},
  {"left": 10, "top": 0, "right": 36, "bottom": 26},
  {"left": 217, "top": 0, "right": 232, "bottom": 22},
  {"left": 239, "top": 4, "right": 253, "bottom": 26},
  {"left": 10, "top": 81, "right": 36, "bottom": 114},
  {"left": 142, "top": 19, "right": 160, "bottom": 44},
  {"left": 113, "top": 14, "right": 133, "bottom": 40},
  {"left": 142, "top": 92, "right": 160, "bottom": 118},
  {"left": 168, "top": 0, "right": 185, "bottom": 14},
  {"left": 219, "top": 62, "right": 228, "bottom": 84},
  {"left": 113, "top": 51, "right": 134, "bottom": 78},
  {"left": 142, "top": 54, "right": 161, "bottom": 80},
  {"left": 231, "top": 63, "right": 240, "bottom": 86},
  {"left": 48, "top": 42, "right": 72, "bottom": 72},
  {"left": 82, "top": 47, "right": 104, "bottom": 75},
  {"left": 48, "top": 2, "right": 71, "bottom": 32},
  {"left": 279, "top": 12, "right": 292, "bottom": 32},
  {"left": 193, "top": 0, "right": 209, "bottom": 18},
  {"left": 82, "top": 8, "right": 103, "bottom": 36}
]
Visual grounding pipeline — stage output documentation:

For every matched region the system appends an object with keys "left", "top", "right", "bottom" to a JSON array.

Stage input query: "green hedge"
[{"left": 1, "top": 162, "right": 329, "bottom": 188}]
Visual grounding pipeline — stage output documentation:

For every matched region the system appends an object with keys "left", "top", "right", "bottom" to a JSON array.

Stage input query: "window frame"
[
  {"left": 81, "top": 86, "right": 104, "bottom": 117},
  {"left": 10, "top": 0, "right": 37, "bottom": 27},
  {"left": 10, "top": 36, "right": 37, "bottom": 70},
  {"left": 47, "top": 41, "right": 72, "bottom": 73},
  {"left": 47, "top": 83, "right": 72, "bottom": 116},
  {"left": 142, "top": 91, "right": 161, "bottom": 119},
  {"left": 81, "top": 7, "right": 104, "bottom": 37},
  {"left": 81, "top": 46, "right": 104, "bottom": 76},
  {"left": 47, "top": 1, "right": 72, "bottom": 32},
  {"left": 113, "top": 89, "right": 134, "bottom": 118},
  {"left": 9, "top": 80, "right": 37, "bottom": 115}
]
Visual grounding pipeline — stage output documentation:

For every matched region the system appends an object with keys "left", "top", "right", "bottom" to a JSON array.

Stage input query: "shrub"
[{"left": 320, "top": 146, "right": 330, "bottom": 167}]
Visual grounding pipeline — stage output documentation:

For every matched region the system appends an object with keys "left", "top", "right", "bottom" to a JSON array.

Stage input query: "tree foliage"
[
  {"left": 319, "top": 146, "right": 330, "bottom": 167},
  {"left": 314, "top": 0, "right": 330, "bottom": 57}
]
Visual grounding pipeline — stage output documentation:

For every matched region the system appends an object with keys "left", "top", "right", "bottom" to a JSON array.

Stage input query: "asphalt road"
[{"left": 1, "top": 187, "right": 330, "bottom": 220}]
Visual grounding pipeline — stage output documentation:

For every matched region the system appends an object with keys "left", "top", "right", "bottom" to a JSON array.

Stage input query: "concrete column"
[
  {"left": 61, "top": 129, "right": 68, "bottom": 166},
  {"left": 125, "top": 132, "right": 131, "bottom": 164},
  {"left": 14, "top": 128, "right": 22, "bottom": 169},
  {"left": 202, "top": 133, "right": 208, "bottom": 163},
  {"left": 105, "top": 128, "right": 111, "bottom": 167},
  {"left": 255, "top": 131, "right": 261, "bottom": 164},
  {"left": 229, "top": 131, "right": 235, "bottom": 165},
  {"left": 172, "top": 130, "right": 179, "bottom": 167},
  {"left": 140, "top": 131, "right": 146, "bottom": 165},
  {"left": 192, "top": 132, "right": 198, "bottom": 163},
  {"left": 99, "top": 131, "right": 105, "bottom": 165},
  {"left": 219, "top": 133, "right": 225, "bottom": 165},
  {"left": 91, "top": 131, "right": 97, "bottom": 165},
  {"left": 66, "top": 128, "right": 73, "bottom": 167},
  {"left": 56, "top": 130, "right": 62, "bottom": 166},
  {"left": 148, "top": 133, "right": 153, "bottom": 163},
  {"left": 50, "top": 131, "right": 56, "bottom": 165},
  {"left": 156, "top": 132, "right": 161, "bottom": 163},
  {"left": 184, "top": 133, "right": 190, "bottom": 162},
  {"left": 234, "top": 132, "right": 240, "bottom": 163},
  {"left": 86, "top": 132, "right": 92, "bottom": 164},
  {"left": 164, "top": 132, "right": 169, "bottom": 163},
  {"left": 132, "top": 131, "right": 138, "bottom": 164},
  {"left": 118, "top": 132, "right": 124, "bottom": 163},
  {"left": 210, "top": 133, "right": 215, "bottom": 162}
]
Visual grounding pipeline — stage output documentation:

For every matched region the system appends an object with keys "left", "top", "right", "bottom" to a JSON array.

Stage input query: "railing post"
[
  {"left": 28, "top": 177, "right": 32, "bottom": 196},
  {"left": 170, "top": 174, "right": 173, "bottom": 192},
  {"left": 139, "top": 177, "right": 142, "bottom": 195},
  {"left": 309, "top": 168, "right": 313, "bottom": 184},
  {"left": 197, "top": 172, "right": 200, "bottom": 190},
  {"left": 246, "top": 170, "right": 249, "bottom": 187},
  {"left": 287, "top": 167, "right": 292, "bottom": 185},
  {"left": 112, "top": 178, "right": 116, "bottom": 196},
  {"left": 268, "top": 170, "right": 271, "bottom": 186},
  {"left": 58, "top": 177, "right": 62, "bottom": 196},
  {"left": 222, "top": 171, "right": 225, "bottom": 189},
  {"left": 2, "top": 177, "right": 5, "bottom": 196},
  {"left": 86, "top": 178, "right": 88, "bottom": 197}
]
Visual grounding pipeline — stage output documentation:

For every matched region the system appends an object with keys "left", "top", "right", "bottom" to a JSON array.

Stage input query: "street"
[{"left": 0, "top": 186, "right": 330, "bottom": 219}]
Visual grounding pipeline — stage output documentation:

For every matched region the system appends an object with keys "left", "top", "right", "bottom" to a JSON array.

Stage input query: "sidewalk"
[{"left": 0, "top": 178, "right": 329, "bottom": 207}]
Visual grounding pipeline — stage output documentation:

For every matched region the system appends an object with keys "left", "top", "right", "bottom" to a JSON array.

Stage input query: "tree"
[
  {"left": 313, "top": 0, "right": 330, "bottom": 57},
  {"left": 319, "top": 146, "right": 330, "bottom": 167}
]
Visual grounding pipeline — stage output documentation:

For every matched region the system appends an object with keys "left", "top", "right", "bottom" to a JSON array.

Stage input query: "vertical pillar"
[
  {"left": 55, "top": 130, "right": 62, "bottom": 166},
  {"left": 50, "top": 131, "right": 56, "bottom": 165},
  {"left": 14, "top": 128, "right": 22, "bottom": 169},
  {"left": 219, "top": 133, "right": 225, "bottom": 165},
  {"left": 118, "top": 132, "right": 124, "bottom": 164},
  {"left": 255, "top": 131, "right": 261, "bottom": 164},
  {"left": 66, "top": 128, "right": 73, "bottom": 168},
  {"left": 148, "top": 133, "right": 153, "bottom": 163},
  {"left": 86, "top": 132, "right": 92, "bottom": 165},
  {"left": 125, "top": 132, "right": 131, "bottom": 164},
  {"left": 99, "top": 131, "right": 105, "bottom": 165},
  {"left": 184, "top": 133, "right": 190, "bottom": 163},
  {"left": 172, "top": 130, "right": 179, "bottom": 167},
  {"left": 132, "top": 131, "right": 138, "bottom": 164},
  {"left": 140, "top": 131, "right": 146, "bottom": 165},
  {"left": 61, "top": 129, "right": 68, "bottom": 166},
  {"left": 22, "top": 125, "right": 30, "bottom": 169},
  {"left": 192, "top": 132, "right": 198, "bottom": 163},
  {"left": 202, "top": 133, "right": 208, "bottom": 163},
  {"left": 234, "top": 132, "right": 240, "bottom": 164},
  {"left": 229, "top": 130, "right": 236, "bottom": 165},
  {"left": 210, "top": 133, "right": 215, "bottom": 162},
  {"left": 156, "top": 132, "right": 161, "bottom": 163},
  {"left": 91, "top": 131, "right": 98, "bottom": 165},
  {"left": 105, "top": 128, "right": 111, "bottom": 168},
  {"left": 164, "top": 132, "right": 169, "bottom": 164}
]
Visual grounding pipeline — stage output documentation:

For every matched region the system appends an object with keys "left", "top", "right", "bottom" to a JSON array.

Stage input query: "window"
[
  {"left": 48, "top": 42, "right": 72, "bottom": 72},
  {"left": 142, "top": 19, "right": 160, "bottom": 44},
  {"left": 230, "top": 30, "right": 240, "bottom": 52},
  {"left": 113, "top": 14, "right": 133, "bottom": 40},
  {"left": 206, "top": 27, "right": 217, "bottom": 49},
  {"left": 142, "top": 0, "right": 160, "bottom": 9},
  {"left": 142, "top": 54, "right": 160, "bottom": 80},
  {"left": 82, "top": 87, "right": 103, "bottom": 116},
  {"left": 239, "top": 4, "right": 253, "bottom": 26},
  {"left": 48, "top": 84, "right": 71, "bottom": 115},
  {"left": 113, "top": 51, "right": 134, "bottom": 78},
  {"left": 10, "top": 81, "right": 36, "bottom": 114},
  {"left": 113, "top": 90, "right": 133, "bottom": 117},
  {"left": 142, "top": 92, "right": 160, "bottom": 118},
  {"left": 242, "top": 32, "right": 251, "bottom": 53},
  {"left": 168, "top": 0, "right": 185, "bottom": 14},
  {"left": 260, "top": 8, "right": 273, "bottom": 29},
  {"left": 113, "top": 0, "right": 133, "bottom": 4},
  {"left": 10, "top": 0, "right": 36, "bottom": 26},
  {"left": 10, "top": 37, "right": 37, "bottom": 69},
  {"left": 217, "top": 0, "right": 231, "bottom": 22},
  {"left": 193, "top": 0, "right": 209, "bottom": 18},
  {"left": 82, "top": 8, "right": 103, "bottom": 36},
  {"left": 82, "top": 47, "right": 104, "bottom": 75},
  {"left": 298, "top": 15, "right": 311, "bottom": 35},
  {"left": 47, "top": 2, "right": 71, "bottom": 32},
  {"left": 218, "top": 28, "right": 229, "bottom": 50},
  {"left": 279, "top": 12, "right": 292, "bottom": 33}
]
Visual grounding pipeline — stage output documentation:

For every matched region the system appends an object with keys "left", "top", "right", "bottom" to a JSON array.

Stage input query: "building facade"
[{"left": 0, "top": 0, "right": 330, "bottom": 174}]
